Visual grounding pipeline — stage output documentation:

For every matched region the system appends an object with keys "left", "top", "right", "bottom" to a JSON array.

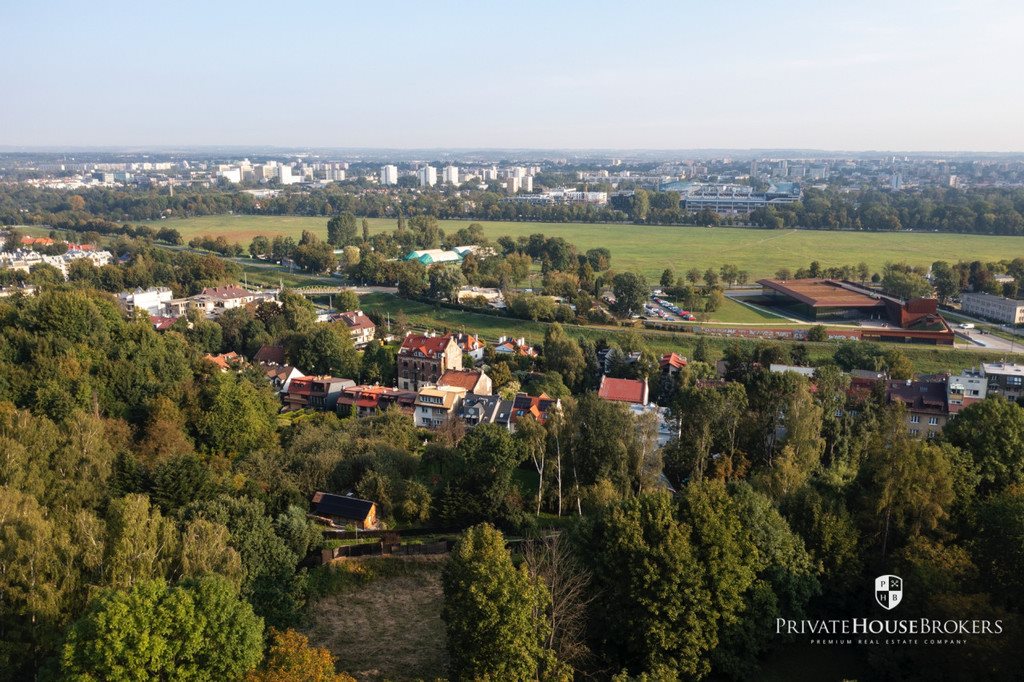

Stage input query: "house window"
[
  {"left": 928, "top": 417, "right": 939, "bottom": 426},
  {"left": 910, "top": 415, "right": 920, "bottom": 424},
  {"left": 910, "top": 429, "right": 920, "bottom": 436}
]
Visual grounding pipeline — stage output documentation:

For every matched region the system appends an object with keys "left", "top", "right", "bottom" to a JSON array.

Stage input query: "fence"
[{"left": 320, "top": 539, "right": 454, "bottom": 563}]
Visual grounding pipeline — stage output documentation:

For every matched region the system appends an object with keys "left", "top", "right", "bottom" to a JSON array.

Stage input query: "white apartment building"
[
  {"left": 117, "top": 287, "right": 174, "bottom": 316},
  {"left": 278, "top": 165, "right": 297, "bottom": 185},
  {"left": 443, "top": 165, "right": 460, "bottom": 185},
  {"left": 960, "top": 292, "right": 1024, "bottom": 325},
  {"left": 418, "top": 166, "right": 437, "bottom": 187},
  {"left": 522, "top": 175, "right": 533, "bottom": 192},
  {"left": 506, "top": 176, "right": 521, "bottom": 193},
  {"left": 947, "top": 367, "right": 988, "bottom": 414},
  {"left": 380, "top": 165, "right": 398, "bottom": 186},
  {"left": 217, "top": 167, "right": 242, "bottom": 183}
]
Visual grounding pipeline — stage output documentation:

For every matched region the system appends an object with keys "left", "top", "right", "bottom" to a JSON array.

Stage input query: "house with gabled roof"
[
  {"left": 598, "top": 376, "right": 649, "bottom": 406},
  {"left": 438, "top": 369, "right": 492, "bottom": 396},
  {"left": 311, "top": 491, "right": 378, "bottom": 529},
  {"left": 330, "top": 310, "right": 376, "bottom": 348}
]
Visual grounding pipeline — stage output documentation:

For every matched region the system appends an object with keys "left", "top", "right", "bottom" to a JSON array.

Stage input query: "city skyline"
[{"left": 4, "top": 0, "right": 1024, "bottom": 151}]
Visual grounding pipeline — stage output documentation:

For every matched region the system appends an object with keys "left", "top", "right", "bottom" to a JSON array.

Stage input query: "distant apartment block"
[
  {"left": 960, "top": 292, "right": 1024, "bottom": 324},
  {"left": 117, "top": 286, "right": 174, "bottom": 316},
  {"left": 380, "top": 165, "right": 398, "bottom": 186},
  {"left": 443, "top": 165, "right": 460, "bottom": 185},
  {"left": 982, "top": 362, "right": 1024, "bottom": 401},
  {"left": 418, "top": 166, "right": 437, "bottom": 187}
]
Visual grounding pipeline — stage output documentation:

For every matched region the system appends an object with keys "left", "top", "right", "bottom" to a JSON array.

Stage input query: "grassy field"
[
  {"left": 304, "top": 557, "right": 446, "bottom": 681},
  {"left": 359, "top": 292, "right": 1012, "bottom": 374},
  {"left": 149, "top": 214, "right": 1024, "bottom": 280}
]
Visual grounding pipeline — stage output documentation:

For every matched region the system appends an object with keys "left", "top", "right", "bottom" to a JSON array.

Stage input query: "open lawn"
[
  {"left": 304, "top": 556, "right": 446, "bottom": 681},
  {"left": 150, "top": 214, "right": 1024, "bottom": 280}
]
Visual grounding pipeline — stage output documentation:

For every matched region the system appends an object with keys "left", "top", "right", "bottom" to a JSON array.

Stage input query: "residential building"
[
  {"left": 117, "top": 286, "right": 173, "bottom": 316},
  {"left": 885, "top": 379, "right": 948, "bottom": 438},
  {"left": 331, "top": 310, "right": 376, "bottom": 347},
  {"left": 438, "top": 369, "right": 492, "bottom": 396},
  {"left": 522, "top": 175, "right": 533, "bottom": 192},
  {"left": 460, "top": 393, "right": 513, "bottom": 428},
  {"left": 263, "top": 364, "right": 304, "bottom": 393},
  {"left": 283, "top": 376, "right": 355, "bottom": 411},
  {"left": 597, "top": 376, "right": 649, "bottom": 405},
  {"left": 310, "top": 492, "right": 378, "bottom": 529},
  {"left": 960, "top": 292, "right": 1024, "bottom": 325},
  {"left": 253, "top": 344, "right": 287, "bottom": 366},
  {"left": 769, "top": 364, "right": 816, "bottom": 378},
  {"left": 494, "top": 336, "right": 537, "bottom": 357},
  {"left": 336, "top": 385, "right": 418, "bottom": 418},
  {"left": 204, "top": 352, "right": 242, "bottom": 371},
  {"left": 453, "top": 332, "right": 487, "bottom": 360},
  {"left": 506, "top": 176, "right": 521, "bottom": 193},
  {"left": 415, "top": 385, "right": 467, "bottom": 428},
  {"left": 510, "top": 393, "right": 561, "bottom": 427},
  {"left": 418, "top": 166, "right": 437, "bottom": 187},
  {"left": 947, "top": 367, "right": 987, "bottom": 414},
  {"left": 443, "top": 165, "right": 460, "bottom": 185},
  {"left": 278, "top": 165, "right": 296, "bottom": 185},
  {"left": 982, "top": 362, "right": 1024, "bottom": 401},
  {"left": 397, "top": 333, "right": 463, "bottom": 391},
  {"left": 380, "top": 165, "right": 398, "bottom": 186}
]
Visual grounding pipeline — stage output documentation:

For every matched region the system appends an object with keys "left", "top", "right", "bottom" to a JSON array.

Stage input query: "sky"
[{"left": 3, "top": 0, "right": 1023, "bottom": 151}]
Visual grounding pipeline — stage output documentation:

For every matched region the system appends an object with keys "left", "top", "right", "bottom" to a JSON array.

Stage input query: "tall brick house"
[{"left": 397, "top": 333, "right": 463, "bottom": 391}]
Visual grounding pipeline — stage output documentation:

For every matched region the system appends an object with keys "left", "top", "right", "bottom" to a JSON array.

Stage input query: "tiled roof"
[
  {"left": 399, "top": 333, "right": 453, "bottom": 358},
  {"left": 660, "top": 352, "right": 688, "bottom": 369},
  {"left": 254, "top": 344, "right": 286, "bottom": 365},
  {"left": 438, "top": 370, "right": 483, "bottom": 391},
  {"left": 150, "top": 315, "right": 179, "bottom": 331},
  {"left": 204, "top": 352, "right": 242, "bottom": 369},
  {"left": 200, "top": 285, "right": 252, "bottom": 300},
  {"left": 335, "top": 310, "right": 375, "bottom": 331},
  {"left": 598, "top": 376, "right": 647, "bottom": 404}
]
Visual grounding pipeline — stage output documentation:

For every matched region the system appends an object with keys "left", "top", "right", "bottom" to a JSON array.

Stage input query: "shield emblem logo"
[{"left": 875, "top": 575, "right": 903, "bottom": 610}]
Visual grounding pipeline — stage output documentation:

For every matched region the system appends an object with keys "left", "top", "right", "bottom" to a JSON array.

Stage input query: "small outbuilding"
[{"left": 311, "top": 491, "right": 378, "bottom": 529}]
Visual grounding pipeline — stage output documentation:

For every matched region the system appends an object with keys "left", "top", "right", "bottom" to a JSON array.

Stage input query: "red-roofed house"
[
  {"left": 204, "top": 352, "right": 243, "bottom": 371},
  {"left": 150, "top": 315, "right": 179, "bottom": 332},
  {"left": 19, "top": 236, "right": 55, "bottom": 247},
  {"left": 331, "top": 310, "right": 376, "bottom": 347},
  {"left": 510, "top": 393, "right": 561, "bottom": 427},
  {"left": 253, "top": 344, "right": 287, "bottom": 366},
  {"left": 659, "top": 353, "right": 688, "bottom": 372},
  {"left": 598, "top": 376, "right": 649, "bottom": 406},
  {"left": 283, "top": 376, "right": 356, "bottom": 412},
  {"left": 397, "top": 333, "right": 462, "bottom": 391},
  {"left": 336, "top": 385, "right": 418, "bottom": 418},
  {"left": 494, "top": 336, "right": 537, "bottom": 358},
  {"left": 454, "top": 332, "right": 486, "bottom": 361},
  {"left": 438, "top": 369, "right": 492, "bottom": 396}
]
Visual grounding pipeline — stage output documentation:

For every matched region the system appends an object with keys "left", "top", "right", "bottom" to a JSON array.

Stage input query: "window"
[
  {"left": 928, "top": 417, "right": 939, "bottom": 426},
  {"left": 910, "top": 429, "right": 920, "bottom": 437},
  {"left": 910, "top": 415, "right": 920, "bottom": 424}
]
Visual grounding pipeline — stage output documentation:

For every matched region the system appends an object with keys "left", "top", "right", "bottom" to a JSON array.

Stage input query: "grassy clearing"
[
  {"left": 304, "top": 556, "right": 447, "bottom": 681},
  {"left": 150, "top": 214, "right": 1024, "bottom": 280}
]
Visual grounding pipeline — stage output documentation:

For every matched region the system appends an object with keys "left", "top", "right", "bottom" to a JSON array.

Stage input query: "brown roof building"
[
  {"left": 397, "top": 333, "right": 462, "bottom": 391},
  {"left": 438, "top": 369, "right": 492, "bottom": 396}
]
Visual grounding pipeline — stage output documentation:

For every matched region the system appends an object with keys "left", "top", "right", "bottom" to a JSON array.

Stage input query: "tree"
[
  {"left": 611, "top": 271, "right": 649, "bottom": 316},
  {"left": 249, "top": 235, "right": 271, "bottom": 258},
  {"left": 973, "top": 487, "right": 1024, "bottom": 608},
  {"left": 630, "top": 189, "right": 650, "bottom": 223},
  {"left": 944, "top": 396, "right": 1024, "bottom": 492},
  {"left": 61, "top": 576, "right": 263, "bottom": 681},
  {"left": 103, "top": 494, "right": 180, "bottom": 589},
  {"left": 693, "top": 336, "right": 710, "bottom": 363},
  {"left": 192, "top": 372, "right": 278, "bottom": 458},
  {"left": 807, "top": 325, "right": 828, "bottom": 343},
  {"left": 931, "top": 260, "right": 960, "bottom": 303},
  {"left": 575, "top": 493, "right": 715, "bottom": 678},
  {"left": 442, "top": 524, "right": 550, "bottom": 681},
  {"left": 428, "top": 264, "right": 466, "bottom": 302},
  {"left": 327, "top": 212, "right": 358, "bottom": 246},
  {"left": 396, "top": 260, "right": 428, "bottom": 298},
  {"left": 660, "top": 268, "right": 675, "bottom": 288},
  {"left": 286, "top": 325, "right": 359, "bottom": 378},
  {"left": 247, "top": 628, "right": 355, "bottom": 682},
  {"left": 436, "top": 424, "right": 523, "bottom": 526},
  {"left": 543, "top": 323, "right": 586, "bottom": 390},
  {"left": 523, "top": 534, "right": 591, "bottom": 667}
]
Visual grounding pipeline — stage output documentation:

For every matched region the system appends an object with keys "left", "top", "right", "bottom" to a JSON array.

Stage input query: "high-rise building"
[
  {"left": 522, "top": 175, "right": 533, "bottom": 192},
  {"left": 443, "top": 165, "right": 460, "bottom": 185},
  {"left": 278, "top": 165, "right": 295, "bottom": 185},
  {"left": 506, "top": 176, "right": 521, "bottom": 193},
  {"left": 380, "top": 165, "right": 398, "bottom": 186},
  {"left": 418, "top": 166, "right": 437, "bottom": 187}
]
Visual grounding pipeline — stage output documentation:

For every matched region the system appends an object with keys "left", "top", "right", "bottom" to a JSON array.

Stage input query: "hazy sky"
[{"left": 3, "top": 0, "right": 1023, "bottom": 151}]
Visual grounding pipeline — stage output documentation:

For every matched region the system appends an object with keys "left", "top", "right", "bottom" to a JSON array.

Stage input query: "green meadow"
[{"left": 150, "top": 214, "right": 1024, "bottom": 280}]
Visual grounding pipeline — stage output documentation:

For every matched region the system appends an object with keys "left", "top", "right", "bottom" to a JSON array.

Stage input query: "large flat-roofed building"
[
  {"left": 659, "top": 181, "right": 801, "bottom": 214},
  {"left": 757, "top": 278, "right": 886, "bottom": 321},
  {"left": 960, "top": 292, "right": 1024, "bottom": 324},
  {"left": 757, "top": 278, "right": 954, "bottom": 345}
]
